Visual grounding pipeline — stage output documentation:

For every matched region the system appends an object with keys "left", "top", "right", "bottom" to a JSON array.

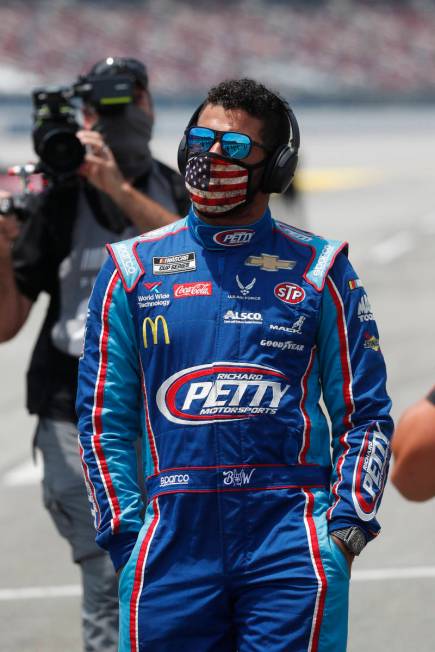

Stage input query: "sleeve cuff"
[
  {"left": 107, "top": 531, "right": 139, "bottom": 571},
  {"left": 328, "top": 519, "right": 377, "bottom": 543}
]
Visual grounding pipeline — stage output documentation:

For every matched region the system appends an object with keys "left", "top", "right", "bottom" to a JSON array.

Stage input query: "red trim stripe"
[
  {"left": 78, "top": 439, "right": 101, "bottom": 528},
  {"left": 140, "top": 360, "right": 160, "bottom": 474},
  {"left": 298, "top": 346, "right": 317, "bottom": 464},
  {"left": 91, "top": 271, "right": 122, "bottom": 533},
  {"left": 129, "top": 498, "right": 160, "bottom": 652},
  {"left": 325, "top": 277, "right": 355, "bottom": 520},
  {"left": 303, "top": 490, "right": 327, "bottom": 652},
  {"left": 149, "top": 484, "right": 328, "bottom": 499}
]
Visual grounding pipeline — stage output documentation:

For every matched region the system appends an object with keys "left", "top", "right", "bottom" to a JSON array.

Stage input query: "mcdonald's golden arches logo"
[{"left": 142, "top": 315, "right": 170, "bottom": 348}]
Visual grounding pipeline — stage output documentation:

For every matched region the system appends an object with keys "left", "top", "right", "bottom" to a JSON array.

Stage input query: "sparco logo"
[
  {"left": 274, "top": 282, "right": 305, "bottom": 305},
  {"left": 173, "top": 282, "right": 212, "bottom": 298},
  {"left": 357, "top": 294, "right": 374, "bottom": 322},
  {"left": 156, "top": 362, "right": 290, "bottom": 425},
  {"left": 160, "top": 474, "right": 190, "bottom": 487},
  {"left": 223, "top": 468, "right": 256, "bottom": 486},
  {"left": 213, "top": 229, "right": 254, "bottom": 246},
  {"left": 117, "top": 243, "right": 136, "bottom": 276},
  {"left": 311, "top": 244, "right": 334, "bottom": 278}
]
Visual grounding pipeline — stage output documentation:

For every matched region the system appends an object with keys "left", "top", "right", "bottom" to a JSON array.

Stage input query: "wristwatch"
[{"left": 331, "top": 527, "right": 367, "bottom": 556}]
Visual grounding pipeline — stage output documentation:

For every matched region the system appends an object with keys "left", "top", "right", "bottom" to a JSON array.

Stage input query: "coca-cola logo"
[
  {"left": 274, "top": 282, "right": 305, "bottom": 305},
  {"left": 173, "top": 282, "right": 213, "bottom": 298},
  {"left": 213, "top": 229, "right": 255, "bottom": 246}
]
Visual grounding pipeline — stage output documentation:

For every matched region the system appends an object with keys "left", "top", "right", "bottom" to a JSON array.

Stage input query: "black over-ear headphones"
[{"left": 177, "top": 95, "right": 300, "bottom": 194}]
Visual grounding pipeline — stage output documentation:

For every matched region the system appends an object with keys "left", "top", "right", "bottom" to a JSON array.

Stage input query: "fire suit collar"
[{"left": 187, "top": 205, "right": 273, "bottom": 251}]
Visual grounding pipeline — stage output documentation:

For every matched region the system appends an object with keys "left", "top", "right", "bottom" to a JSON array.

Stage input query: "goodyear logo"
[{"left": 142, "top": 315, "right": 170, "bottom": 348}]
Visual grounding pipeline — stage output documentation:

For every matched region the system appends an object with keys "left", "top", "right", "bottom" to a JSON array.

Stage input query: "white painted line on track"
[
  {"left": 1, "top": 566, "right": 435, "bottom": 601},
  {"left": 352, "top": 566, "right": 435, "bottom": 581},
  {"left": 370, "top": 230, "right": 415, "bottom": 264},
  {"left": 2, "top": 456, "right": 43, "bottom": 487},
  {"left": 0, "top": 585, "right": 81, "bottom": 601}
]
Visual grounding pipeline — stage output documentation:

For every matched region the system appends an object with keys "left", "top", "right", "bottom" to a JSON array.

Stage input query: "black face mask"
[{"left": 94, "top": 104, "right": 154, "bottom": 180}]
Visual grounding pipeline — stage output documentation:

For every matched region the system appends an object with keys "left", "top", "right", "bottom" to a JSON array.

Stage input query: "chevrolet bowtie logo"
[
  {"left": 245, "top": 253, "right": 296, "bottom": 272},
  {"left": 143, "top": 315, "right": 170, "bottom": 348}
]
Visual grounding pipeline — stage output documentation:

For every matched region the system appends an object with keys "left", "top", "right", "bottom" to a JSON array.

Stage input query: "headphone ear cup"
[
  {"left": 177, "top": 134, "right": 188, "bottom": 175},
  {"left": 262, "top": 145, "right": 298, "bottom": 194}
]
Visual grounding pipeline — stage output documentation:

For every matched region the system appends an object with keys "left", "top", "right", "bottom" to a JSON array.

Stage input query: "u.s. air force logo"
[{"left": 142, "top": 315, "right": 170, "bottom": 348}]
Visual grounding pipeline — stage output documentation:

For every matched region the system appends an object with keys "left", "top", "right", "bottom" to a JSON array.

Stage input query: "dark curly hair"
[{"left": 205, "top": 78, "right": 291, "bottom": 152}]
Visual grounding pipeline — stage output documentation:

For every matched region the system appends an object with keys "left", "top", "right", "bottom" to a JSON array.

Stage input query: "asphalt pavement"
[{"left": 1, "top": 106, "right": 434, "bottom": 651}]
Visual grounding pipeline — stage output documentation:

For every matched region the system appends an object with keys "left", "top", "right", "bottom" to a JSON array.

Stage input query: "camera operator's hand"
[
  {"left": 0, "top": 191, "right": 21, "bottom": 261},
  {"left": 77, "top": 130, "right": 125, "bottom": 196},
  {"left": 76, "top": 129, "right": 178, "bottom": 232}
]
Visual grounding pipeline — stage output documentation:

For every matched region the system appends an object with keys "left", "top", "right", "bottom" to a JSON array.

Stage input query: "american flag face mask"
[{"left": 184, "top": 153, "right": 265, "bottom": 216}]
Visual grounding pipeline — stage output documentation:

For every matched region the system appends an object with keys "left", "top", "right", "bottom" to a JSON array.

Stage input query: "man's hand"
[
  {"left": 0, "top": 192, "right": 21, "bottom": 260},
  {"left": 331, "top": 534, "right": 355, "bottom": 572},
  {"left": 77, "top": 130, "right": 125, "bottom": 197}
]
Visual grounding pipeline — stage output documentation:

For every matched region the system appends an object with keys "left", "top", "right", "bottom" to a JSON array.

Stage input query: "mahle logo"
[
  {"left": 156, "top": 362, "right": 290, "bottom": 425},
  {"left": 142, "top": 315, "right": 170, "bottom": 348}
]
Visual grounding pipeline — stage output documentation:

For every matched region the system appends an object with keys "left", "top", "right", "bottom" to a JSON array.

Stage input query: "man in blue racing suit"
[{"left": 77, "top": 79, "right": 393, "bottom": 652}]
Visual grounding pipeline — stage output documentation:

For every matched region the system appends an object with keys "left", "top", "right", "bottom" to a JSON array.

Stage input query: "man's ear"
[{"left": 136, "top": 89, "right": 154, "bottom": 124}]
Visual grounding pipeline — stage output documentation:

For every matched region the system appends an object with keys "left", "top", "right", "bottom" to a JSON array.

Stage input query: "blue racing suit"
[{"left": 77, "top": 206, "right": 393, "bottom": 652}]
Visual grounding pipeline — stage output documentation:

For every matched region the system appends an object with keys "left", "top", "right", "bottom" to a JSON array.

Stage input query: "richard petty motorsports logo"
[
  {"left": 156, "top": 362, "right": 290, "bottom": 425},
  {"left": 352, "top": 422, "right": 390, "bottom": 521}
]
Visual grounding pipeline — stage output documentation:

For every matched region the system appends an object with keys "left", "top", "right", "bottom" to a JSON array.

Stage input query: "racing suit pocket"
[{"left": 328, "top": 533, "right": 351, "bottom": 579}]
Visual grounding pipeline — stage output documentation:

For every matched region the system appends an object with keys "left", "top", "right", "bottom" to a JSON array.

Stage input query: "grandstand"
[{"left": 0, "top": 0, "right": 434, "bottom": 101}]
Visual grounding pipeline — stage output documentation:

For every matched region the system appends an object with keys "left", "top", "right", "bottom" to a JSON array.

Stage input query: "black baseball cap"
[{"left": 85, "top": 57, "right": 148, "bottom": 90}]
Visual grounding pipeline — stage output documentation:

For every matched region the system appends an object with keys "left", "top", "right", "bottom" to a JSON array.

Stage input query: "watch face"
[{"left": 347, "top": 528, "right": 367, "bottom": 555}]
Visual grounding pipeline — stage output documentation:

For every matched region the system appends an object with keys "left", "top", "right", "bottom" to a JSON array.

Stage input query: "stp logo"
[
  {"left": 156, "top": 362, "right": 290, "bottom": 425},
  {"left": 274, "top": 282, "right": 305, "bottom": 305},
  {"left": 213, "top": 229, "right": 255, "bottom": 247}
]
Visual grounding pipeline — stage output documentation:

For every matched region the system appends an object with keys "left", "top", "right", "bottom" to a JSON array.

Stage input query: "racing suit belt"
[{"left": 146, "top": 464, "right": 331, "bottom": 501}]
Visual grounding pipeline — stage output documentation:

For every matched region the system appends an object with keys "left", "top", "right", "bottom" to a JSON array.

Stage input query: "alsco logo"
[
  {"left": 156, "top": 362, "right": 290, "bottom": 425},
  {"left": 274, "top": 282, "right": 305, "bottom": 305},
  {"left": 142, "top": 315, "right": 170, "bottom": 348},
  {"left": 173, "top": 282, "right": 212, "bottom": 298},
  {"left": 213, "top": 229, "right": 254, "bottom": 246}
]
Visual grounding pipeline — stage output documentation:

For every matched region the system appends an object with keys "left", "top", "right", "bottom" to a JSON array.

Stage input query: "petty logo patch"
[
  {"left": 156, "top": 362, "right": 290, "bottom": 425},
  {"left": 153, "top": 252, "right": 196, "bottom": 275},
  {"left": 213, "top": 229, "right": 255, "bottom": 247},
  {"left": 274, "top": 282, "right": 306, "bottom": 305}
]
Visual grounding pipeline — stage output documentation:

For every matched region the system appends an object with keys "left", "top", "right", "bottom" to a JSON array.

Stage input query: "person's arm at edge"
[
  {"left": 391, "top": 392, "right": 435, "bottom": 501},
  {"left": 0, "top": 210, "right": 32, "bottom": 342}
]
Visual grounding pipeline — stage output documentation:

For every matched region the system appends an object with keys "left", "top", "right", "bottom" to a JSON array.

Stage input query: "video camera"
[{"left": 32, "top": 74, "right": 135, "bottom": 179}]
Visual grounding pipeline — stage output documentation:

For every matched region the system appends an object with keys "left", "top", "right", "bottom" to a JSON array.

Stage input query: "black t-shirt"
[{"left": 12, "top": 162, "right": 189, "bottom": 422}]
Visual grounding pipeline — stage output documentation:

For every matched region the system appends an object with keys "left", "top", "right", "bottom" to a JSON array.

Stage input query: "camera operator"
[{"left": 0, "top": 56, "right": 188, "bottom": 652}]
